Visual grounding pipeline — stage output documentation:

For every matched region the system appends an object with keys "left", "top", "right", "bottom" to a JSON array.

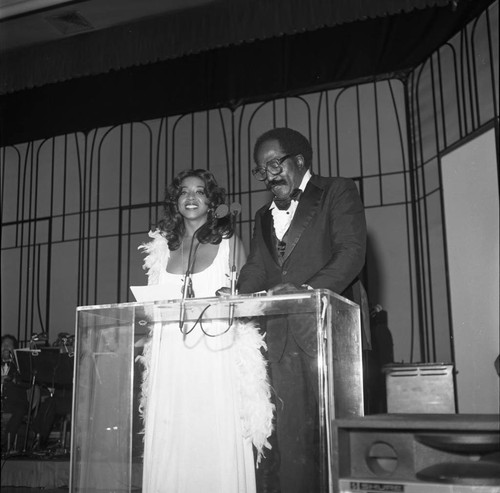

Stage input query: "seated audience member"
[
  {"left": 31, "top": 333, "right": 73, "bottom": 451},
  {"left": 1, "top": 334, "right": 29, "bottom": 452}
]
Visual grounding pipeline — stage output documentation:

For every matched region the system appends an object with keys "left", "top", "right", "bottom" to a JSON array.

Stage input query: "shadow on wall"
[
  {"left": 364, "top": 307, "right": 394, "bottom": 414},
  {"left": 362, "top": 232, "right": 394, "bottom": 414}
]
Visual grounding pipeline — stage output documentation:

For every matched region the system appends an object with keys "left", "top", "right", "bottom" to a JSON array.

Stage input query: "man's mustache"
[{"left": 266, "top": 179, "right": 286, "bottom": 191}]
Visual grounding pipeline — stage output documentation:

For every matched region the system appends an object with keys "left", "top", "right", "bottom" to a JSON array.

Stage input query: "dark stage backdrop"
[{"left": 0, "top": 0, "right": 494, "bottom": 146}]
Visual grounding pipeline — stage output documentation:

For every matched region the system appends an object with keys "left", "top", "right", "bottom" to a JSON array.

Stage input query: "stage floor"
[
  {"left": 1, "top": 453, "right": 143, "bottom": 491},
  {"left": 2, "top": 489, "right": 68, "bottom": 493},
  {"left": 1, "top": 454, "right": 70, "bottom": 489}
]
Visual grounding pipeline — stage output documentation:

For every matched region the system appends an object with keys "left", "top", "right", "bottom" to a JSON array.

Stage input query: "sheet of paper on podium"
[{"left": 130, "top": 284, "right": 178, "bottom": 303}]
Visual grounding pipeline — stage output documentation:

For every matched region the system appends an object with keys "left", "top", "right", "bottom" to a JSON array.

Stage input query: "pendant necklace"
[{"left": 181, "top": 235, "right": 197, "bottom": 298}]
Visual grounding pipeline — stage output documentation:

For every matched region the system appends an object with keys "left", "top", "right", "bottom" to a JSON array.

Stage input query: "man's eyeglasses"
[{"left": 251, "top": 154, "right": 296, "bottom": 181}]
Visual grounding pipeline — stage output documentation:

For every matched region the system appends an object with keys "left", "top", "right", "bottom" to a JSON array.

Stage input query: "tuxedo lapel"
[
  {"left": 283, "top": 181, "right": 323, "bottom": 261},
  {"left": 261, "top": 208, "right": 278, "bottom": 262}
]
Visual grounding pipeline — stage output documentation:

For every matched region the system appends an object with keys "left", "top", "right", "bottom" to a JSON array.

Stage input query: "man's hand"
[
  {"left": 215, "top": 287, "right": 232, "bottom": 296},
  {"left": 268, "top": 283, "right": 305, "bottom": 295}
]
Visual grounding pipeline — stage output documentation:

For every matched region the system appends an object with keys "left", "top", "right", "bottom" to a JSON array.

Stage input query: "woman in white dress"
[{"left": 138, "top": 169, "right": 273, "bottom": 493}]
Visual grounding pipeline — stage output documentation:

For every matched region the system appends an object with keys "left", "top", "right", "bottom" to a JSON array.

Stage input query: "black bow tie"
[{"left": 274, "top": 188, "right": 302, "bottom": 211}]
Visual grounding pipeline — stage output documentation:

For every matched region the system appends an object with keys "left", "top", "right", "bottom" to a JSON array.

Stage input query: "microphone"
[
  {"left": 229, "top": 202, "right": 241, "bottom": 216},
  {"left": 214, "top": 203, "right": 229, "bottom": 219},
  {"left": 179, "top": 203, "right": 230, "bottom": 332},
  {"left": 228, "top": 202, "right": 241, "bottom": 326}
]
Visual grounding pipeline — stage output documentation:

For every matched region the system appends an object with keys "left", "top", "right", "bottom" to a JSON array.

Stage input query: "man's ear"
[{"left": 296, "top": 154, "right": 305, "bottom": 169}]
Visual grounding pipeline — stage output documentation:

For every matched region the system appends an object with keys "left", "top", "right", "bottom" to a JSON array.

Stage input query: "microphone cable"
[{"left": 179, "top": 226, "right": 202, "bottom": 333}]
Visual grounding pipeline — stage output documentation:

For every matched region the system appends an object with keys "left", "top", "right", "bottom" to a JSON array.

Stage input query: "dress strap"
[{"left": 212, "top": 238, "right": 230, "bottom": 276}]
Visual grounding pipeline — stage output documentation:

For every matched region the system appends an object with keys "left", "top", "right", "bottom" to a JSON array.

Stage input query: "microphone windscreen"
[
  {"left": 214, "top": 203, "right": 229, "bottom": 218},
  {"left": 230, "top": 202, "right": 242, "bottom": 216}
]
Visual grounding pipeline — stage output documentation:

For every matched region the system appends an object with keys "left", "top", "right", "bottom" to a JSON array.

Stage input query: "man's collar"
[{"left": 298, "top": 169, "right": 312, "bottom": 191}]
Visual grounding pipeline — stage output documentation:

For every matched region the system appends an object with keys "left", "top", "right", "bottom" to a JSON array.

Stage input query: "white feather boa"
[
  {"left": 138, "top": 230, "right": 170, "bottom": 285},
  {"left": 232, "top": 319, "right": 274, "bottom": 464}
]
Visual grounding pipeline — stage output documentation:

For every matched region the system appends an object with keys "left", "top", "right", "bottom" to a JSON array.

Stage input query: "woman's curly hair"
[{"left": 157, "top": 169, "right": 233, "bottom": 250}]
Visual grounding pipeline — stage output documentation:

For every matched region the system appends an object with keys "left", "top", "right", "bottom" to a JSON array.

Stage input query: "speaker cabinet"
[{"left": 332, "top": 414, "right": 499, "bottom": 493}]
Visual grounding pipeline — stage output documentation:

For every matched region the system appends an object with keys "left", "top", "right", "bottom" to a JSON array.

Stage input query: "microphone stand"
[
  {"left": 22, "top": 371, "right": 37, "bottom": 453},
  {"left": 228, "top": 265, "right": 237, "bottom": 327},
  {"left": 228, "top": 203, "right": 241, "bottom": 326}
]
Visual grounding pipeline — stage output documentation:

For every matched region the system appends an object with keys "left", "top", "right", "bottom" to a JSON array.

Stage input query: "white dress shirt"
[{"left": 270, "top": 170, "right": 312, "bottom": 241}]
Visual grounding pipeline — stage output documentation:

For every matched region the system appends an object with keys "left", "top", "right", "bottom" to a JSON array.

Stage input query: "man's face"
[
  {"left": 1, "top": 338, "right": 15, "bottom": 361},
  {"left": 255, "top": 139, "right": 306, "bottom": 200}
]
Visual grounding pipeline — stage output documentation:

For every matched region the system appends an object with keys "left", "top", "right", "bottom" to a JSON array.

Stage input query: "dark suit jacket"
[{"left": 237, "top": 174, "right": 367, "bottom": 360}]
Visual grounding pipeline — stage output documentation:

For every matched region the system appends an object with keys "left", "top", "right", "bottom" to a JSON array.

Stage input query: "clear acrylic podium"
[{"left": 70, "top": 289, "right": 363, "bottom": 492}]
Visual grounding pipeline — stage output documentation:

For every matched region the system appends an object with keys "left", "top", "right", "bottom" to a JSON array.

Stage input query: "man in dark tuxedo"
[{"left": 237, "top": 127, "right": 367, "bottom": 492}]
